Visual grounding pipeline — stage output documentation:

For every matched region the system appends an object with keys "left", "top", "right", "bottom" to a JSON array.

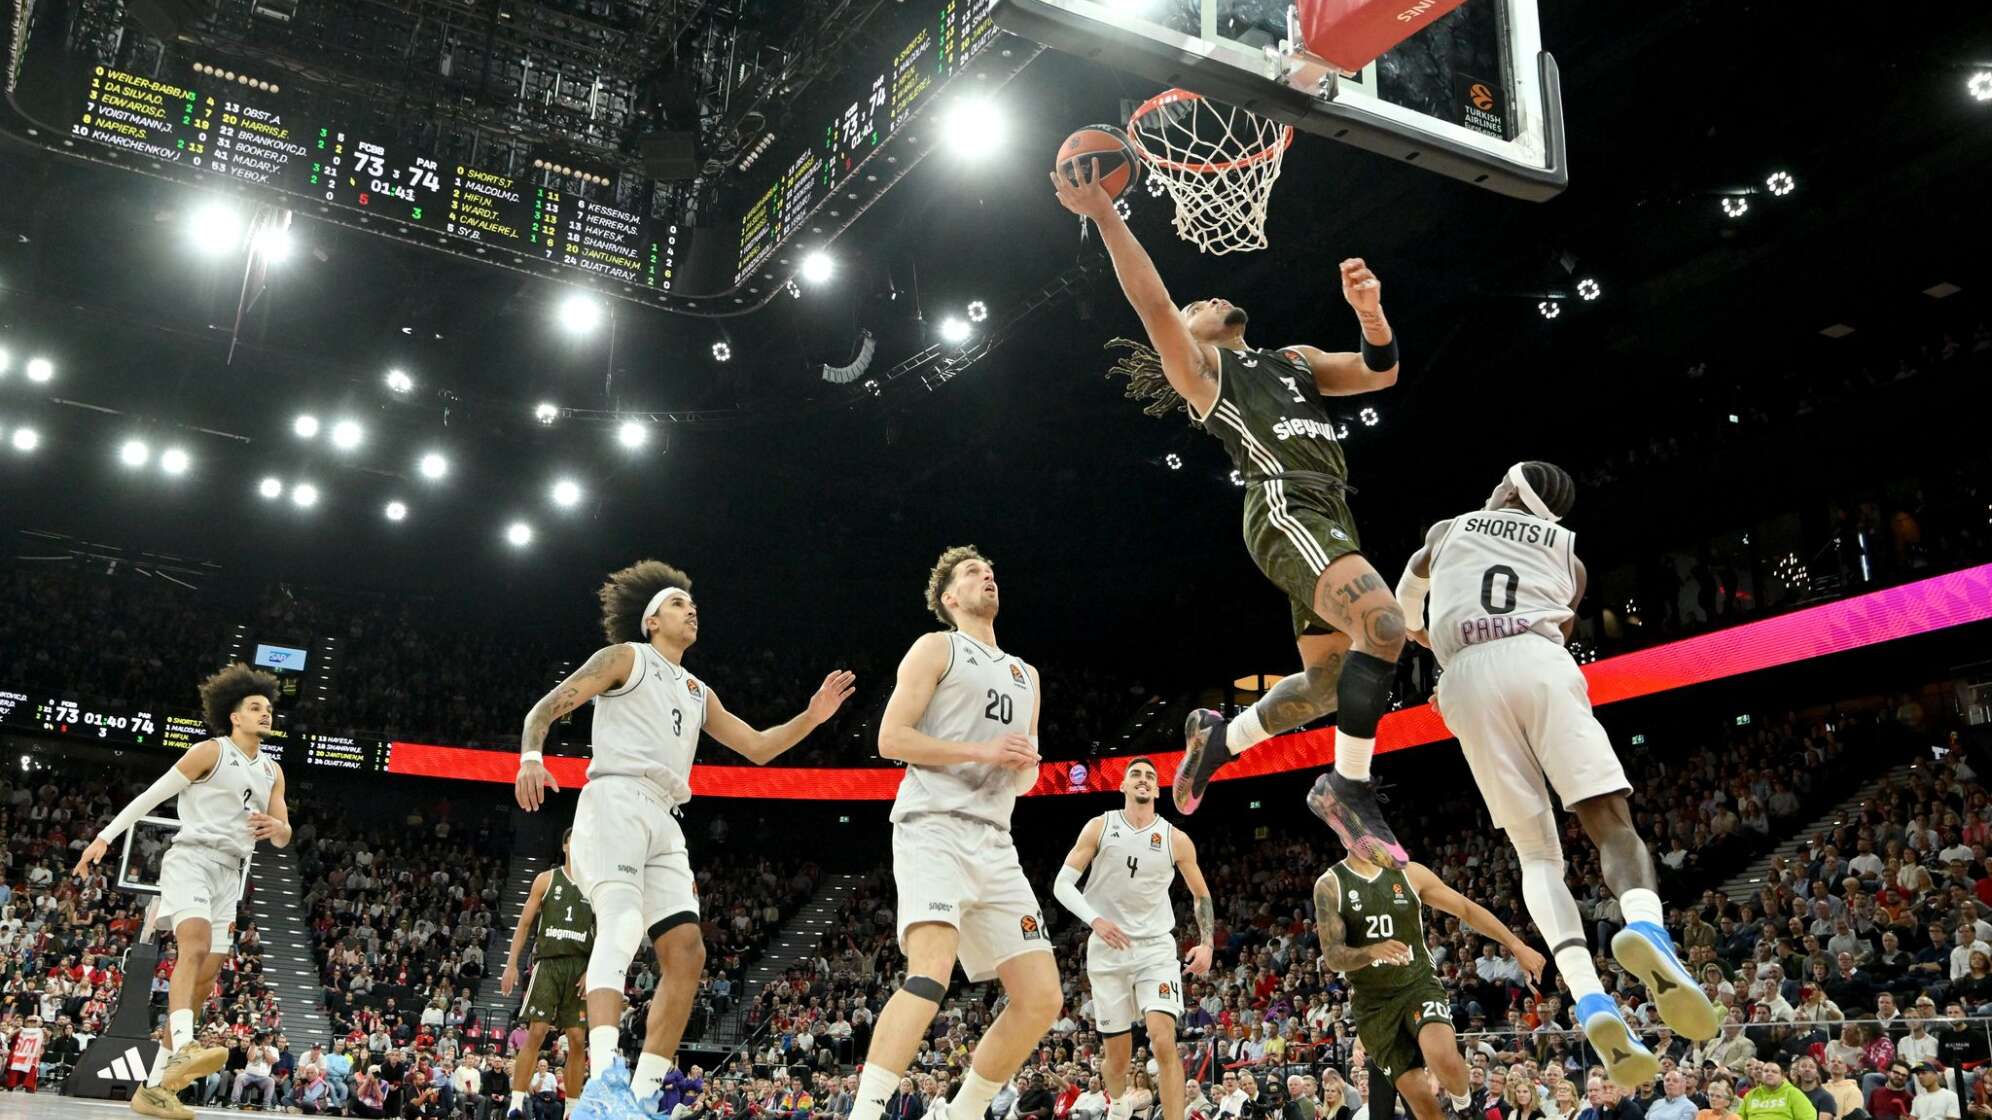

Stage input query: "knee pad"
[
  {"left": 1336, "top": 649, "right": 1398, "bottom": 738},
  {"left": 585, "top": 884, "right": 647, "bottom": 995},
  {"left": 899, "top": 975, "right": 947, "bottom": 1005}
]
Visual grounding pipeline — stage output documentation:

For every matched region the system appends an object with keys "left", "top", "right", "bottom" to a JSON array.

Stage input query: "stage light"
[
  {"left": 385, "top": 368, "right": 414, "bottom": 394},
  {"left": 24, "top": 358, "right": 53, "bottom": 383},
  {"left": 712, "top": 342, "right": 732, "bottom": 362},
  {"left": 1359, "top": 407, "right": 1379, "bottom": 427},
  {"left": 938, "top": 317, "right": 972, "bottom": 345},
  {"left": 557, "top": 292, "right": 605, "bottom": 333},
  {"left": 252, "top": 225, "right": 294, "bottom": 263},
  {"left": 800, "top": 252, "right": 834, "bottom": 285},
  {"left": 506, "top": 521, "right": 534, "bottom": 547},
  {"left": 617, "top": 420, "right": 649, "bottom": 449},
  {"left": 258, "top": 477, "right": 283, "bottom": 499},
  {"left": 550, "top": 478, "right": 582, "bottom": 508},
  {"left": 1766, "top": 171, "right": 1796, "bottom": 197},
  {"left": 119, "top": 439, "right": 151, "bottom": 468},
  {"left": 293, "top": 414, "right": 319, "bottom": 439},
  {"left": 1969, "top": 71, "right": 1992, "bottom": 102},
  {"left": 966, "top": 300, "right": 988, "bottom": 324},
  {"left": 160, "top": 447, "right": 190, "bottom": 475},
  {"left": 942, "top": 97, "right": 1007, "bottom": 160},
  {"left": 1164, "top": 453, "right": 1182, "bottom": 470},
  {"left": 188, "top": 201, "right": 245, "bottom": 256},
  {"left": 1577, "top": 278, "right": 1602, "bottom": 301},
  {"left": 330, "top": 419, "right": 364, "bottom": 450},
  {"left": 1721, "top": 196, "right": 1749, "bottom": 218},
  {"left": 534, "top": 402, "right": 559, "bottom": 425},
  {"left": 1537, "top": 300, "right": 1561, "bottom": 320},
  {"left": 418, "top": 452, "right": 448, "bottom": 479},
  {"left": 384, "top": 500, "right": 408, "bottom": 522},
  {"left": 1229, "top": 469, "right": 1245, "bottom": 487},
  {"left": 291, "top": 482, "right": 319, "bottom": 508},
  {"left": 9, "top": 427, "right": 37, "bottom": 452}
]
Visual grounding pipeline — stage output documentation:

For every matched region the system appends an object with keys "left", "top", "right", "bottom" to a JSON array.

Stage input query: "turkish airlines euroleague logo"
[{"left": 1468, "top": 84, "right": 1496, "bottom": 112}]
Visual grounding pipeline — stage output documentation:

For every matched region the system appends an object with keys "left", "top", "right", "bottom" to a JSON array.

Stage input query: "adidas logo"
[
  {"left": 965, "top": 657, "right": 978, "bottom": 666},
  {"left": 98, "top": 1045, "right": 157, "bottom": 1082}
]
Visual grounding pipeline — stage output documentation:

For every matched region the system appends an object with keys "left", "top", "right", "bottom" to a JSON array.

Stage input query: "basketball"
[{"left": 1055, "top": 125, "right": 1138, "bottom": 201}]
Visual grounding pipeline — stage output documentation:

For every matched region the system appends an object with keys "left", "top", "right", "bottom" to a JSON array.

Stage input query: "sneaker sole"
[
  {"left": 158, "top": 1046, "right": 230, "bottom": 1092},
  {"left": 1584, "top": 1011, "right": 1660, "bottom": 1090},
  {"left": 1611, "top": 926, "right": 1721, "bottom": 1041},
  {"left": 1305, "top": 777, "right": 1408, "bottom": 869},
  {"left": 1173, "top": 716, "right": 1219, "bottom": 815},
  {"left": 130, "top": 1088, "right": 196, "bottom": 1120}
]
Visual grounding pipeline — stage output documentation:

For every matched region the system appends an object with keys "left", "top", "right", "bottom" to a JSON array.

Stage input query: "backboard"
[{"left": 993, "top": 0, "right": 1565, "bottom": 200}]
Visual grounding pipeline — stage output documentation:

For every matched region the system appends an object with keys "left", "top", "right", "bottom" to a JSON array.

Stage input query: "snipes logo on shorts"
[
  {"left": 616, "top": 864, "right": 639, "bottom": 875},
  {"left": 928, "top": 902, "right": 955, "bottom": 913},
  {"left": 1019, "top": 914, "right": 1043, "bottom": 941}
]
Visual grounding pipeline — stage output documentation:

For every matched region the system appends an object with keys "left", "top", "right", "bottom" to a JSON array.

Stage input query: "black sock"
[{"left": 1335, "top": 649, "right": 1396, "bottom": 740}]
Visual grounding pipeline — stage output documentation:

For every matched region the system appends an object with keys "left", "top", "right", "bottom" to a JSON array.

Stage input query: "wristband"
[
  {"left": 520, "top": 751, "right": 544, "bottom": 764},
  {"left": 1360, "top": 334, "right": 1398, "bottom": 372}
]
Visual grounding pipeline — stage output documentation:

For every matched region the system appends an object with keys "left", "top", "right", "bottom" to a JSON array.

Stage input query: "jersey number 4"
[{"left": 983, "top": 689, "right": 1014, "bottom": 725}]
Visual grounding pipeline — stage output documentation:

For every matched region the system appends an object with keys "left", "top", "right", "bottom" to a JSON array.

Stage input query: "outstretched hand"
[
  {"left": 1050, "top": 158, "right": 1116, "bottom": 221},
  {"left": 806, "top": 670, "right": 858, "bottom": 724},
  {"left": 1340, "top": 258, "right": 1382, "bottom": 315}
]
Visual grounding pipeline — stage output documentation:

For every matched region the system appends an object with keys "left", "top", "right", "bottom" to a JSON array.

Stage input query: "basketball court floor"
[{"left": 0, "top": 1098, "right": 255, "bottom": 1119}]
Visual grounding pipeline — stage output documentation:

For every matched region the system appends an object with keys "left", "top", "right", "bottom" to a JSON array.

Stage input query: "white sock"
[
  {"left": 1334, "top": 734, "right": 1374, "bottom": 781},
  {"left": 1227, "top": 709, "right": 1269, "bottom": 755},
  {"left": 631, "top": 1052, "right": 673, "bottom": 1102},
  {"left": 1556, "top": 943, "right": 1606, "bottom": 1001},
  {"left": 850, "top": 1063, "right": 905, "bottom": 1120},
  {"left": 588, "top": 1026, "right": 621, "bottom": 1079},
  {"left": 1107, "top": 1094, "right": 1134, "bottom": 1120},
  {"left": 1449, "top": 1093, "right": 1472, "bottom": 1113},
  {"left": 169, "top": 1009, "right": 195, "bottom": 1052},
  {"left": 1621, "top": 888, "right": 1665, "bottom": 928},
  {"left": 512, "top": 1089, "right": 529, "bottom": 1113},
  {"left": 953, "top": 1070, "right": 1006, "bottom": 1119}
]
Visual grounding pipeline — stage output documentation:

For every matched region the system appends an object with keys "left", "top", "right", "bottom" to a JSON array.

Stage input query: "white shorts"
[
  {"left": 1086, "top": 934, "right": 1184, "bottom": 1034},
  {"left": 157, "top": 845, "right": 243, "bottom": 953},
  {"left": 892, "top": 813, "right": 1051, "bottom": 983},
  {"left": 570, "top": 777, "right": 699, "bottom": 932},
  {"left": 1439, "top": 636, "right": 1631, "bottom": 830}
]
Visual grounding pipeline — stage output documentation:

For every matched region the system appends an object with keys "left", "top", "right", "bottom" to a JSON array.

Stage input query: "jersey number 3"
[
  {"left": 983, "top": 689, "right": 1014, "bottom": 725},
  {"left": 1278, "top": 375, "right": 1307, "bottom": 403}
]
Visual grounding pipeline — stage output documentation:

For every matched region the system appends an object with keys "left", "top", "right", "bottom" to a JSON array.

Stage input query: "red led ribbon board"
[{"left": 389, "top": 562, "right": 1992, "bottom": 798}]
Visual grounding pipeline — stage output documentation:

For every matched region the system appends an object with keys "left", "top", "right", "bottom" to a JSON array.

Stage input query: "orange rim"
[{"left": 1126, "top": 88, "right": 1294, "bottom": 173}]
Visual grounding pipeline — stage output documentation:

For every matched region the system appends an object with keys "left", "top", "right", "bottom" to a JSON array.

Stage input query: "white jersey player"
[
  {"left": 847, "top": 546, "right": 1062, "bottom": 1120},
  {"left": 1053, "top": 757, "right": 1213, "bottom": 1120},
  {"left": 513, "top": 560, "right": 855, "bottom": 1115},
  {"left": 1394, "top": 461, "right": 1719, "bottom": 1089},
  {"left": 75, "top": 664, "right": 293, "bottom": 1120}
]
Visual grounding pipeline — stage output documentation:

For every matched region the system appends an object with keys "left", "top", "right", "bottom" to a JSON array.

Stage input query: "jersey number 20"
[
  {"left": 983, "top": 689, "right": 1014, "bottom": 725},
  {"left": 1363, "top": 914, "right": 1395, "bottom": 939}
]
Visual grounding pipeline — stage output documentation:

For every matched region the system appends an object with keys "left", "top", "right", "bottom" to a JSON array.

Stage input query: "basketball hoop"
[{"left": 1127, "top": 88, "right": 1294, "bottom": 255}]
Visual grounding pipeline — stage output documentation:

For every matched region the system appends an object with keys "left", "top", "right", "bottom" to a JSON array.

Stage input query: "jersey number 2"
[{"left": 983, "top": 689, "right": 1014, "bottom": 725}]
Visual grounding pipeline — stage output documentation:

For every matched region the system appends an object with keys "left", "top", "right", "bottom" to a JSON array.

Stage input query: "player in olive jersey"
[
  {"left": 502, "top": 829, "right": 594, "bottom": 1119},
  {"left": 1314, "top": 853, "right": 1544, "bottom": 1120},
  {"left": 1052, "top": 160, "right": 1409, "bottom": 867}
]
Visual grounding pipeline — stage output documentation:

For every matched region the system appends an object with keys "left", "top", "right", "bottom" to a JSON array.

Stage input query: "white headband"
[
  {"left": 1507, "top": 463, "right": 1561, "bottom": 523},
  {"left": 643, "top": 586, "right": 693, "bottom": 629}
]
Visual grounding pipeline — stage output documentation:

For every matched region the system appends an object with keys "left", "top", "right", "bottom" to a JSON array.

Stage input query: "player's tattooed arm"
[
  {"left": 1313, "top": 871, "right": 1373, "bottom": 973},
  {"left": 1195, "top": 894, "right": 1216, "bottom": 946},
  {"left": 521, "top": 644, "right": 631, "bottom": 755}
]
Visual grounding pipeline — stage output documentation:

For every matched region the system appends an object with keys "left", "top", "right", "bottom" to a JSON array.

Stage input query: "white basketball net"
[{"left": 1128, "top": 89, "right": 1293, "bottom": 255}]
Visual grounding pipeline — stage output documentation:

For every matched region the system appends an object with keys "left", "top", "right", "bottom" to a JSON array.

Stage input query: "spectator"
[
  {"left": 231, "top": 1034, "right": 279, "bottom": 1109},
  {"left": 1740, "top": 1060, "right": 1816, "bottom": 1120},
  {"left": 1652, "top": 1073, "right": 1700, "bottom": 1120},
  {"left": 1699, "top": 1082, "right": 1742, "bottom": 1120},
  {"left": 1911, "top": 1065, "right": 1960, "bottom": 1120}
]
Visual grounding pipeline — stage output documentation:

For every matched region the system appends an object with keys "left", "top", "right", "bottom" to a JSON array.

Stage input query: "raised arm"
[
  {"left": 1283, "top": 258, "right": 1398, "bottom": 395},
  {"left": 1312, "top": 870, "right": 1403, "bottom": 973},
  {"left": 704, "top": 670, "right": 857, "bottom": 765},
  {"left": 501, "top": 870, "right": 552, "bottom": 996},
  {"left": 1174, "top": 828, "right": 1216, "bottom": 975},
  {"left": 73, "top": 738, "right": 223, "bottom": 876},
  {"left": 1402, "top": 861, "right": 1545, "bottom": 984},
  {"left": 515, "top": 643, "right": 633, "bottom": 811},
  {"left": 1051, "top": 160, "right": 1219, "bottom": 417},
  {"left": 877, "top": 633, "right": 1035, "bottom": 771}
]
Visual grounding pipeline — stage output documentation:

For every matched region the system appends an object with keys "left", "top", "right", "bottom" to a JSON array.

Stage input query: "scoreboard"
[
  {"left": 56, "top": 64, "right": 678, "bottom": 289},
  {"left": 5, "top": 683, "right": 388, "bottom": 772},
  {"left": 18, "top": 0, "right": 1000, "bottom": 301}
]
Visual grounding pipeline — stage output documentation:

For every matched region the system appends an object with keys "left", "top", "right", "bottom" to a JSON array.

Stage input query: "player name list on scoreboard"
[{"left": 72, "top": 67, "right": 204, "bottom": 163}]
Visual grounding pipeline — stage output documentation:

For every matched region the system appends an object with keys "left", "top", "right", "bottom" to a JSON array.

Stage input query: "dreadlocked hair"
[
  {"left": 1105, "top": 338, "right": 1192, "bottom": 420},
  {"left": 1518, "top": 461, "right": 1577, "bottom": 518},
  {"left": 598, "top": 559, "right": 693, "bottom": 644},
  {"left": 198, "top": 663, "right": 281, "bottom": 734}
]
